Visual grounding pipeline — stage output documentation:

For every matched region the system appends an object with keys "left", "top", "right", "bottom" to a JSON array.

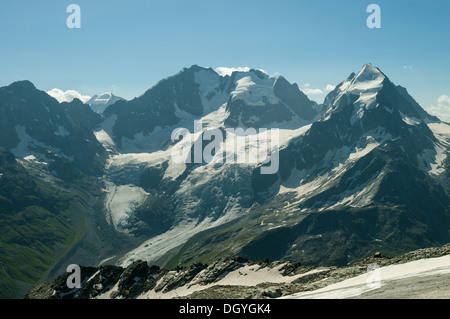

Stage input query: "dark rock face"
[
  {"left": 77, "top": 265, "right": 123, "bottom": 299},
  {"left": 273, "top": 76, "right": 317, "bottom": 121},
  {"left": 0, "top": 81, "right": 106, "bottom": 177},
  {"left": 24, "top": 266, "right": 98, "bottom": 299},
  {"left": 103, "top": 65, "right": 210, "bottom": 144},
  {"left": 224, "top": 98, "right": 296, "bottom": 128},
  {"left": 114, "top": 261, "right": 157, "bottom": 298},
  {"left": 24, "top": 258, "right": 241, "bottom": 299}
]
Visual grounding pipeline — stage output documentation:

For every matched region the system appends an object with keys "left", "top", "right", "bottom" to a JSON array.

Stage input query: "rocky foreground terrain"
[{"left": 25, "top": 243, "right": 450, "bottom": 299}]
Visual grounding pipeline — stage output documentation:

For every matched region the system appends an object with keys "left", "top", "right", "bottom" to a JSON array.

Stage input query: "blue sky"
[{"left": 1, "top": 0, "right": 449, "bottom": 119}]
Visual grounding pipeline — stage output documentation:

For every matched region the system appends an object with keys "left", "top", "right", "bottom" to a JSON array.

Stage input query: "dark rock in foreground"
[{"left": 25, "top": 244, "right": 450, "bottom": 299}]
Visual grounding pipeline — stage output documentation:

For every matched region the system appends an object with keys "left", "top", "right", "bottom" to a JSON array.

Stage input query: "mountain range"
[
  {"left": 47, "top": 89, "right": 125, "bottom": 114},
  {"left": 0, "top": 63, "right": 449, "bottom": 298}
]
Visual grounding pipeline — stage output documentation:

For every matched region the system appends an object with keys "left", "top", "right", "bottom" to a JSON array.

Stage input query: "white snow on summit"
[
  {"left": 215, "top": 66, "right": 251, "bottom": 76},
  {"left": 230, "top": 72, "right": 279, "bottom": 107},
  {"left": 87, "top": 92, "right": 125, "bottom": 114},
  {"left": 194, "top": 69, "right": 229, "bottom": 115},
  {"left": 347, "top": 63, "right": 385, "bottom": 93},
  {"left": 323, "top": 63, "right": 386, "bottom": 123},
  {"left": 90, "top": 92, "right": 114, "bottom": 104}
]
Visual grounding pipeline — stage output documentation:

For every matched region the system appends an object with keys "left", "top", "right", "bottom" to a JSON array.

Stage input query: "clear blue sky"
[{"left": 1, "top": 0, "right": 449, "bottom": 115}]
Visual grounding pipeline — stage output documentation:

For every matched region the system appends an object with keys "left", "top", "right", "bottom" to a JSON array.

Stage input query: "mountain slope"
[
  {"left": 0, "top": 82, "right": 129, "bottom": 298},
  {"left": 0, "top": 81, "right": 107, "bottom": 177},
  {"left": 94, "top": 66, "right": 319, "bottom": 267},
  {"left": 0, "top": 149, "right": 87, "bottom": 298},
  {"left": 166, "top": 64, "right": 450, "bottom": 267}
]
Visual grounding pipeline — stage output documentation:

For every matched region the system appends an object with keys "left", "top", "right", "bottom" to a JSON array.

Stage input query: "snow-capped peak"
[
  {"left": 193, "top": 66, "right": 280, "bottom": 110},
  {"left": 355, "top": 63, "right": 385, "bottom": 82},
  {"left": 230, "top": 71, "right": 279, "bottom": 106},
  {"left": 215, "top": 66, "right": 251, "bottom": 77},
  {"left": 321, "top": 63, "right": 388, "bottom": 123},
  {"left": 87, "top": 92, "right": 114, "bottom": 104},
  {"left": 214, "top": 66, "right": 270, "bottom": 78},
  {"left": 339, "top": 63, "right": 385, "bottom": 96},
  {"left": 96, "top": 92, "right": 113, "bottom": 100},
  {"left": 87, "top": 92, "right": 125, "bottom": 114}
]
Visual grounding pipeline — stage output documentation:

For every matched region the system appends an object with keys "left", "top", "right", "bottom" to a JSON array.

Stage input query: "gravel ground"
[
  {"left": 285, "top": 253, "right": 450, "bottom": 299},
  {"left": 352, "top": 272, "right": 450, "bottom": 299}
]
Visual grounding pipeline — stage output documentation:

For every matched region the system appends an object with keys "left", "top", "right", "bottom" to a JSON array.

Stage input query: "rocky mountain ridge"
[{"left": 25, "top": 243, "right": 450, "bottom": 299}]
